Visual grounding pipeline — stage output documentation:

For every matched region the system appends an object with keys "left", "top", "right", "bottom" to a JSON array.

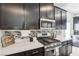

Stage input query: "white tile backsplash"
[
  {"left": 0, "top": 30, "right": 31, "bottom": 46},
  {"left": 0, "top": 31, "right": 3, "bottom": 45},
  {"left": 21, "top": 30, "right": 30, "bottom": 37},
  {"left": 55, "top": 30, "right": 66, "bottom": 41}
]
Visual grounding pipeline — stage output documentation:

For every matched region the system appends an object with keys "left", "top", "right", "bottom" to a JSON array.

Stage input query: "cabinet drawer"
[
  {"left": 32, "top": 52, "right": 44, "bottom": 56},
  {"left": 26, "top": 47, "right": 44, "bottom": 55},
  {"left": 67, "top": 40, "right": 72, "bottom": 44},
  {"left": 62, "top": 41, "right": 68, "bottom": 46}
]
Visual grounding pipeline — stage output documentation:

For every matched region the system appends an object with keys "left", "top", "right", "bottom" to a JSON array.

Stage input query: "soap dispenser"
[
  {"left": 29, "top": 36, "right": 33, "bottom": 42},
  {"left": 29, "top": 34, "right": 33, "bottom": 42}
]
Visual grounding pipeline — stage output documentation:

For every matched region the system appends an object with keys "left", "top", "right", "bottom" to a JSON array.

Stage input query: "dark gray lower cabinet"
[
  {"left": 59, "top": 40, "right": 72, "bottom": 56},
  {"left": 67, "top": 40, "right": 72, "bottom": 55},
  {"left": 31, "top": 52, "right": 44, "bottom": 56},
  {"left": 59, "top": 41, "right": 68, "bottom": 56},
  {"left": 7, "top": 51, "right": 26, "bottom": 56},
  {"left": 7, "top": 47, "right": 44, "bottom": 56}
]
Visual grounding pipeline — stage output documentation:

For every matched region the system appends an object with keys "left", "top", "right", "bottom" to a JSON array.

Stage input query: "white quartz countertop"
[
  {"left": 0, "top": 38, "right": 44, "bottom": 56},
  {"left": 55, "top": 37, "right": 72, "bottom": 42}
]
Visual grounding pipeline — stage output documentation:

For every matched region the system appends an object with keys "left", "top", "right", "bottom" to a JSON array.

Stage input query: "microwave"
[{"left": 40, "top": 18, "right": 55, "bottom": 29}]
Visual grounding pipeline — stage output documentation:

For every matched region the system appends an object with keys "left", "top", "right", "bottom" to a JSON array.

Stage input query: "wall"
[
  {"left": 0, "top": 31, "right": 3, "bottom": 45},
  {"left": 54, "top": 3, "right": 66, "bottom": 10},
  {"left": 67, "top": 12, "right": 74, "bottom": 36},
  {"left": 0, "top": 4, "right": 74, "bottom": 44},
  {"left": 56, "top": 12, "right": 74, "bottom": 41},
  {"left": 55, "top": 30, "right": 66, "bottom": 41},
  {"left": 54, "top": 3, "right": 74, "bottom": 41},
  {"left": 65, "top": 12, "right": 74, "bottom": 40},
  {"left": 0, "top": 30, "right": 31, "bottom": 46},
  {"left": 74, "top": 14, "right": 79, "bottom": 17}
]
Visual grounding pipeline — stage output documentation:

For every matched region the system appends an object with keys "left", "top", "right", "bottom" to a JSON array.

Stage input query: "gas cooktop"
[{"left": 37, "top": 37, "right": 60, "bottom": 46}]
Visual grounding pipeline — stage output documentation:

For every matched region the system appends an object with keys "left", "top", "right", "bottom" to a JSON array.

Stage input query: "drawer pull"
[{"left": 32, "top": 51, "right": 39, "bottom": 54}]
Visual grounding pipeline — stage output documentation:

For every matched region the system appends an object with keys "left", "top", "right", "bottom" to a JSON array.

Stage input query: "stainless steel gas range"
[
  {"left": 37, "top": 37, "right": 61, "bottom": 56},
  {"left": 37, "top": 31, "right": 61, "bottom": 56}
]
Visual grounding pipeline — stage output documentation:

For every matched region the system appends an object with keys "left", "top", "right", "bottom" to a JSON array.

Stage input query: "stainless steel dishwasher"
[{"left": 59, "top": 40, "right": 72, "bottom": 56}]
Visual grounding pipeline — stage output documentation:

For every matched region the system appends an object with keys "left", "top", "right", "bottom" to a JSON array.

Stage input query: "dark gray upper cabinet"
[
  {"left": 0, "top": 3, "right": 67, "bottom": 30},
  {"left": 55, "top": 6, "right": 67, "bottom": 29},
  {"left": 61, "top": 10, "right": 67, "bottom": 29},
  {"left": 40, "top": 3, "right": 47, "bottom": 18},
  {"left": 0, "top": 4, "right": 24, "bottom": 30},
  {"left": 24, "top": 3, "right": 40, "bottom": 30},
  {"left": 46, "top": 3, "right": 54, "bottom": 19},
  {"left": 0, "top": 3, "right": 40, "bottom": 30},
  {"left": 40, "top": 3, "right": 54, "bottom": 19},
  {"left": 55, "top": 6, "right": 62, "bottom": 29},
  {"left": 0, "top": 4, "right": 1, "bottom": 28}
]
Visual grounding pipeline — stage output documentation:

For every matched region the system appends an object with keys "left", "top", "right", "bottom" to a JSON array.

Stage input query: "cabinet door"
[
  {"left": 1, "top": 4, "right": 24, "bottom": 30},
  {"left": 62, "top": 10, "right": 67, "bottom": 29},
  {"left": 59, "top": 45, "right": 67, "bottom": 56},
  {"left": 24, "top": 3, "right": 40, "bottom": 30},
  {"left": 55, "top": 7, "right": 62, "bottom": 29},
  {"left": 0, "top": 4, "right": 1, "bottom": 28},
  {"left": 25, "top": 47, "right": 44, "bottom": 56},
  {"left": 32, "top": 52, "right": 44, "bottom": 56},
  {"left": 40, "top": 3, "right": 54, "bottom": 19},
  {"left": 67, "top": 44, "right": 72, "bottom": 55},
  {"left": 40, "top": 3, "right": 47, "bottom": 18},
  {"left": 46, "top": 3, "right": 54, "bottom": 19}
]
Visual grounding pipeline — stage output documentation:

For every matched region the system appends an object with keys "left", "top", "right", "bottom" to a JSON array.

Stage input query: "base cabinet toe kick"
[{"left": 7, "top": 47, "right": 44, "bottom": 56}]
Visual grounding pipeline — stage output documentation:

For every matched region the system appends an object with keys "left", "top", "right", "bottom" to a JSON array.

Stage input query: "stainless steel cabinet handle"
[{"left": 32, "top": 51, "right": 39, "bottom": 54}]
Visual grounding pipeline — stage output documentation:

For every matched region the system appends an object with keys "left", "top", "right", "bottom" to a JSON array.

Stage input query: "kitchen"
[{"left": 0, "top": 3, "right": 78, "bottom": 56}]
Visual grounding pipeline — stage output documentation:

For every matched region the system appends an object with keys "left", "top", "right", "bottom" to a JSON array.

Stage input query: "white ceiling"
[{"left": 54, "top": 3, "right": 79, "bottom": 15}]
